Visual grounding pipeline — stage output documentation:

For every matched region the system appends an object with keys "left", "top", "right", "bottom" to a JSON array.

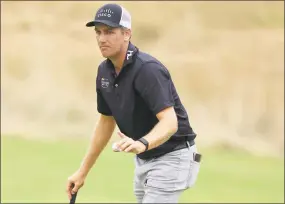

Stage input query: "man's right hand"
[{"left": 66, "top": 170, "right": 86, "bottom": 200}]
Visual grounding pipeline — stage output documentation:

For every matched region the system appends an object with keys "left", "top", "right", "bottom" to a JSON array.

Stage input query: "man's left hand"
[{"left": 116, "top": 132, "right": 146, "bottom": 154}]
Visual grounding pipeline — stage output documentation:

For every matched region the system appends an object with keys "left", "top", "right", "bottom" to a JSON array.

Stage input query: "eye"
[{"left": 95, "top": 30, "right": 100, "bottom": 35}]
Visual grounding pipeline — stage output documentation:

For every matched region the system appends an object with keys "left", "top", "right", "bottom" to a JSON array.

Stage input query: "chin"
[
  {"left": 101, "top": 53, "right": 108, "bottom": 58},
  {"left": 102, "top": 53, "right": 116, "bottom": 59},
  {"left": 100, "top": 51, "right": 111, "bottom": 58}
]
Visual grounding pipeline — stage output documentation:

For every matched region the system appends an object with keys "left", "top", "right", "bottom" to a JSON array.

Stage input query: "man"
[{"left": 66, "top": 3, "right": 201, "bottom": 203}]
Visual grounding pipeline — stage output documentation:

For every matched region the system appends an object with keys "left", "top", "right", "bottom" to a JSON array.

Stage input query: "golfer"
[{"left": 66, "top": 3, "right": 201, "bottom": 203}]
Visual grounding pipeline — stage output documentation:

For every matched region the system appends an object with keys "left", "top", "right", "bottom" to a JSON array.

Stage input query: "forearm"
[
  {"left": 143, "top": 116, "right": 178, "bottom": 150},
  {"left": 78, "top": 116, "right": 115, "bottom": 176}
]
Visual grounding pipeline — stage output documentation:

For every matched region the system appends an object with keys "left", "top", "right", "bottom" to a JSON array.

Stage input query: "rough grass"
[{"left": 1, "top": 136, "right": 284, "bottom": 203}]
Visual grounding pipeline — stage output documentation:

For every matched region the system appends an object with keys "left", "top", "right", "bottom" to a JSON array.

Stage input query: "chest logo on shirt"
[{"left": 101, "top": 78, "right": 110, "bottom": 88}]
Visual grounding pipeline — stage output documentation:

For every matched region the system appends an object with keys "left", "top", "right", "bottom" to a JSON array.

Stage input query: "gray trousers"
[{"left": 133, "top": 143, "right": 201, "bottom": 203}]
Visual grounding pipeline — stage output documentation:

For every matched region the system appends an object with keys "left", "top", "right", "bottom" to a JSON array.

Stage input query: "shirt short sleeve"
[
  {"left": 96, "top": 74, "right": 112, "bottom": 116},
  {"left": 134, "top": 62, "right": 175, "bottom": 115}
]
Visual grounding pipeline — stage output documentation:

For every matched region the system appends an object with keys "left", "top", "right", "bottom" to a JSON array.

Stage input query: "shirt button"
[{"left": 115, "top": 84, "right": 118, "bottom": 87}]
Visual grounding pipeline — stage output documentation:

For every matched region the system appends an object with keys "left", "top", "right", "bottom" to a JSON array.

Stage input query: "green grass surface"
[{"left": 1, "top": 136, "right": 284, "bottom": 203}]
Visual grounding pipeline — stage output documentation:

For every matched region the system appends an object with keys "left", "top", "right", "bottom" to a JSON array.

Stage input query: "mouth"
[{"left": 100, "top": 46, "right": 109, "bottom": 49}]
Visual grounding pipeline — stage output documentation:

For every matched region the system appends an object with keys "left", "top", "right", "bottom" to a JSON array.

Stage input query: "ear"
[{"left": 124, "top": 29, "right": 132, "bottom": 41}]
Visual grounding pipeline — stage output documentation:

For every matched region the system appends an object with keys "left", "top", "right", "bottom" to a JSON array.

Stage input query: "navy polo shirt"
[{"left": 96, "top": 42, "right": 197, "bottom": 159}]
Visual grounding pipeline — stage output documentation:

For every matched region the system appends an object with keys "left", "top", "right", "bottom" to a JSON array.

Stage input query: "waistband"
[
  {"left": 137, "top": 137, "right": 196, "bottom": 160},
  {"left": 172, "top": 139, "right": 195, "bottom": 152}
]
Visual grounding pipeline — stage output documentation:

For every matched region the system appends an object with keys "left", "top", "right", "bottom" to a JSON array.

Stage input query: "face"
[{"left": 94, "top": 23, "right": 130, "bottom": 58}]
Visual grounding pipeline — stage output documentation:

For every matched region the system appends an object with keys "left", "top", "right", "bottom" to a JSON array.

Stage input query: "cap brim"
[{"left": 85, "top": 20, "right": 121, "bottom": 28}]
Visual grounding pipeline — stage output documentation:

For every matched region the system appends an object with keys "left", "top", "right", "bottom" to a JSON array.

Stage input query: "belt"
[{"left": 172, "top": 139, "right": 195, "bottom": 152}]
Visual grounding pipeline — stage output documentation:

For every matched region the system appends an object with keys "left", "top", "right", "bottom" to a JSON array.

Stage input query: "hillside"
[{"left": 1, "top": 1, "right": 284, "bottom": 156}]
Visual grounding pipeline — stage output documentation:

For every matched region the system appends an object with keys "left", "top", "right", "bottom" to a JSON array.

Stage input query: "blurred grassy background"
[
  {"left": 1, "top": 1, "right": 284, "bottom": 203},
  {"left": 1, "top": 136, "right": 284, "bottom": 203}
]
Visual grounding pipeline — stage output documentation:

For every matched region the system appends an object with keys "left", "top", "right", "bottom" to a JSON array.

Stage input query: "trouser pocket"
[
  {"left": 144, "top": 150, "right": 184, "bottom": 192},
  {"left": 186, "top": 152, "right": 201, "bottom": 188}
]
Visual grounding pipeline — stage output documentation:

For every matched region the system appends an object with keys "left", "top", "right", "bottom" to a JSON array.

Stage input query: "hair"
[{"left": 120, "top": 27, "right": 132, "bottom": 40}]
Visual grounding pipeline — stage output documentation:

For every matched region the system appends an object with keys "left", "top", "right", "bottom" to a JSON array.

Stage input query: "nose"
[{"left": 98, "top": 33, "right": 106, "bottom": 43}]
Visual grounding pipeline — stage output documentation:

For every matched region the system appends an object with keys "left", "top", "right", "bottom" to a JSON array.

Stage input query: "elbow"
[
  {"left": 173, "top": 121, "right": 178, "bottom": 134},
  {"left": 157, "top": 107, "right": 178, "bottom": 136},
  {"left": 170, "top": 117, "right": 178, "bottom": 135}
]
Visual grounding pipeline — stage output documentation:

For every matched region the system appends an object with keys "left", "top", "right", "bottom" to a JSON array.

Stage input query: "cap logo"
[{"left": 98, "top": 9, "right": 114, "bottom": 18}]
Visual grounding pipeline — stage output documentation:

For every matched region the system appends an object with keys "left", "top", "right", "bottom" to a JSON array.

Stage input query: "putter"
[{"left": 70, "top": 183, "right": 78, "bottom": 204}]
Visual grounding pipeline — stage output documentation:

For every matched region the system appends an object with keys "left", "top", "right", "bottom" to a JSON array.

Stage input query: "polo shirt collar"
[{"left": 123, "top": 42, "right": 138, "bottom": 67}]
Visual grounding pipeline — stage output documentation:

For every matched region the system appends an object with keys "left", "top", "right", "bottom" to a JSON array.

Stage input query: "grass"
[{"left": 1, "top": 136, "right": 284, "bottom": 203}]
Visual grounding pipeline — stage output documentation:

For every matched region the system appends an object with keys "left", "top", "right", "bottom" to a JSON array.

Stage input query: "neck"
[{"left": 109, "top": 42, "right": 129, "bottom": 74}]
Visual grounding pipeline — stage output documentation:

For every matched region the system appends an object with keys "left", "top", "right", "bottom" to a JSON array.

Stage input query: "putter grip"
[{"left": 70, "top": 183, "right": 78, "bottom": 204}]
